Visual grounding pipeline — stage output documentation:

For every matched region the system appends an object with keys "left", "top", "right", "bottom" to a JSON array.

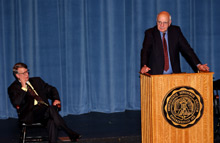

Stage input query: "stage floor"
[
  {"left": 1, "top": 109, "right": 219, "bottom": 143},
  {"left": 0, "top": 110, "right": 141, "bottom": 143}
]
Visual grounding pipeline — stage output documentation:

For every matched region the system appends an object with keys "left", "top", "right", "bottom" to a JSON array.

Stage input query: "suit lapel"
[
  {"left": 167, "top": 26, "right": 174, "bottom": 66},
  {"left": 154, "top": 27, "right": 163, "bottom": 51},
  {"left": 153, "top": 27, "right": 164, "bottom": 63}
]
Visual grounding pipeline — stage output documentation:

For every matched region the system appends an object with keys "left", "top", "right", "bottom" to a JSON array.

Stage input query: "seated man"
[{"left": 8, "top": 62, "right": 81, "bottom": 143}]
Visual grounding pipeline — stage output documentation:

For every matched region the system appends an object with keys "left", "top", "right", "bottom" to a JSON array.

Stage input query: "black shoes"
[{"left": 69, "top": 133, "right": 82, "bottom": 142}]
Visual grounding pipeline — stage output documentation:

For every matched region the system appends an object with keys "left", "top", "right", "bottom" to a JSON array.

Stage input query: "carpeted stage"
[
  {"left": 0, "top": 110, "right": 141, "bottom": 143},
  {"left": 1, "top": 109, "right": 220, "bottom": 143}
]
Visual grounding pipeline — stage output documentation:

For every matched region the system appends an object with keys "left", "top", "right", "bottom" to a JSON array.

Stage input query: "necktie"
[
  {"left": 27, "top": 83, "right": 48, "bottom": 106},
  {"left": 163, "top": 33, "right": 169, "bottom": 71}
]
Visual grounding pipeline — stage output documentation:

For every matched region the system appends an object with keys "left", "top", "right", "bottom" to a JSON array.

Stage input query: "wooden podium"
[{"left": 140, "top": 72, "right": 214, "bottom": 143}]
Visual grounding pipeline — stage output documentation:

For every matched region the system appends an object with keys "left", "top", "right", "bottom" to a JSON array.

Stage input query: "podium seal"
[{"left": 162, "top": 86, "right": 204, "bottom": 128}]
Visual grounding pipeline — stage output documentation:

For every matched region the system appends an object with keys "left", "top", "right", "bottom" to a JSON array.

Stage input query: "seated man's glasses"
[{"left": 18, "top": 70, "right": 29, "bottom": 75}]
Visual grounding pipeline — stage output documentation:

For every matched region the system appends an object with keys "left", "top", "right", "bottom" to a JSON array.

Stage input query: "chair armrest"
[
  {"left": 54, "top": 104, "right": 61, "bottom": 111},
  {"left": 16, "top": 105, "right": 20, "bottom": 110}
]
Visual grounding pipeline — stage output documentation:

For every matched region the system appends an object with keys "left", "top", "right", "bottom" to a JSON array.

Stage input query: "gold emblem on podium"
[{"left": 162, "top": 86, "right": 204, "bottom": 128}]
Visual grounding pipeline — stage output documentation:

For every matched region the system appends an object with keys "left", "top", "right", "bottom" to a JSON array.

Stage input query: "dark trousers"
[{"left": 33, "top": 105, "right": 75, "bottom": 143}]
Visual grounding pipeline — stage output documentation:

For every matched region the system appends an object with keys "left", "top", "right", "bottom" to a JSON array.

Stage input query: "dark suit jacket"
[
  {"left": 8, "top": 77, "right": 60, "bottom": 124},
  {"left": 141, "top": 25, "right": 201, "bottom": 75}
]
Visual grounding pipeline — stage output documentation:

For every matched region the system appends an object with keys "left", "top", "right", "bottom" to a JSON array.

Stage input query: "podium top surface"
[{"left": 140, "top": 72, "right": 214, "bottom": 78}]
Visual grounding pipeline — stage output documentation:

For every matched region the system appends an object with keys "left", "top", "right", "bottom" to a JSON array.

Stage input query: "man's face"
[
  {"left": 157, "top": 13, "right": 171, "bottom": 33},
  {"left": 16, "top": 67, "right": 29, "bottom": 82}
]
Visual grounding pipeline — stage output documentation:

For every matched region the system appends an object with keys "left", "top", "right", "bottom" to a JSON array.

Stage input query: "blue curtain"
[{"left": 1, "top": 0, "right": 220, "bottom": 119}]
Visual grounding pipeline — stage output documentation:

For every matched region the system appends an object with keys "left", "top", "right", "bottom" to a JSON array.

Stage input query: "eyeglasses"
[
  {"left": 18, "top": 70, "right": 29, "bottom": 75},
  {"left": 157, "top": 21, "right": 169, "bottom": 25}
]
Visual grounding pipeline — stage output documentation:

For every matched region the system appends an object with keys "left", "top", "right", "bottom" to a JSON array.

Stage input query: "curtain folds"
[{"left": 1, "top": 0, "right": 220, "bottom": 119}]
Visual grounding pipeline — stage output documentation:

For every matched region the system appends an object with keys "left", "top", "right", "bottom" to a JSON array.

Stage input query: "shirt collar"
[{"left": 160, "top": 31, "right": 168, "bottom": 37}]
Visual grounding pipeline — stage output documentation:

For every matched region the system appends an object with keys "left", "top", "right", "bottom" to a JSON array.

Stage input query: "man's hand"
[
  {"left": 53, "top": 100, "right": 61, "bottom": 106},
  {"left": 20, "top": 77, "right": 28, "bottom": 88},
  {"left": 140, "top": 65, "right": 151, "bottom": 74},
  {"left": 197, "top": 64, "right": 210, "bottom": 72}
]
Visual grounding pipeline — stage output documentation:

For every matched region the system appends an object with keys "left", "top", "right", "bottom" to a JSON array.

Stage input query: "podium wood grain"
[{"left": 140, "top": 73, "right": 214, "bottom": 143}]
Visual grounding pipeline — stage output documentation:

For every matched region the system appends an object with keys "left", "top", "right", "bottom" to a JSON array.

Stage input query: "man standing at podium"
[{"left": 140, "top": 11, "right": 209, "bottom": 75}]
